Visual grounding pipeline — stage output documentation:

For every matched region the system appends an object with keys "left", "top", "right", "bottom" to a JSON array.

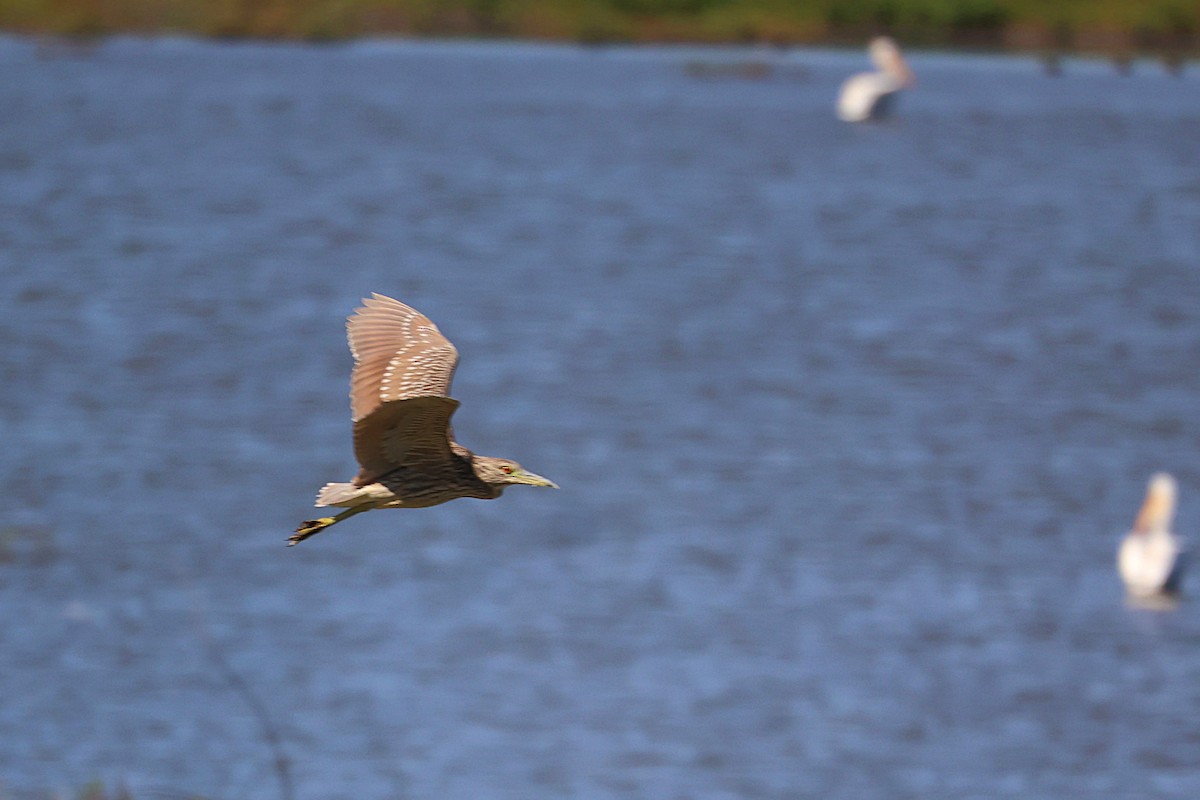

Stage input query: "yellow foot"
[{"left": 289, "top": 517, "right": 335, "bottom": 546}]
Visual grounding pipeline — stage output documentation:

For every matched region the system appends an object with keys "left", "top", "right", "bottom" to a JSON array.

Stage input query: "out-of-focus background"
[
  {"left": 3, "top": 2, "right": 1200, "bottom": 799},
  {"left": 2, "top": 0, "right": 1200, "bottom": 53}
]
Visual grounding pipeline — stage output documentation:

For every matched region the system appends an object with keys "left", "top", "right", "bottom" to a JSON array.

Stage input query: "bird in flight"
[{"left": 291, "top": 294, "right": 557, "bottom": 546}]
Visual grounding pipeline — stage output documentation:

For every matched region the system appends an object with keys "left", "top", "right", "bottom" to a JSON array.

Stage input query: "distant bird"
[
  {"left": 1118, "top": 472, "right": 1185, "bottom": 598},
  {"left": 291, "top": 294, "right": 557, "bottom": 546},
  {"left": 836, "top": 36, "right": 916, "bottom": 122}
]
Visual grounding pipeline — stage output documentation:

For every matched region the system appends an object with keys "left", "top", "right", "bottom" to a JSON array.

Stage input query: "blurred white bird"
[
  {"left": 1118, "top": 472, "right": 1185, "bottom": 599},
  {"left": 836, "top": 36, "right": 916, "bottom": 122}
]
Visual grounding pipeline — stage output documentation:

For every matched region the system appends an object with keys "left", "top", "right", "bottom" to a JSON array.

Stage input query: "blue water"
[{"left": 1, "top": 36, "right": 1199, "bottom": 799}]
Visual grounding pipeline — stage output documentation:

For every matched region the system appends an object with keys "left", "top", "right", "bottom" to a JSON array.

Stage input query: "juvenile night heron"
[
  {"left": 290, "top": 294, "right": 557, "bottom": 546},
  {"left": 1118, "top": 472, "right": 1185, "bottom": 599}
]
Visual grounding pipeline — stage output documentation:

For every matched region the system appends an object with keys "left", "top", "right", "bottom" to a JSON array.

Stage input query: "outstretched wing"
[
  {"left": 345, "top": 294, "right": 464, "bottom": 485},
  {"left": 352, "top": 395, "right": 462, "bottom": 486},
  {"left": 347, "top": 293, "right": 459, "bottom": 419}
]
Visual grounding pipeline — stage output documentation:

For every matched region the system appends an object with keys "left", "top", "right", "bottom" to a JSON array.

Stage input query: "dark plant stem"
[{"left": 202, "top": 637, "right": 297, "bottom": 800}]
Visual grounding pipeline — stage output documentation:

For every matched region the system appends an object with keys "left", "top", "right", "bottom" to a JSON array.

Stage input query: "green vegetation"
[{"left": 1, "top": 0, "right": 1198, "bottom": 53}]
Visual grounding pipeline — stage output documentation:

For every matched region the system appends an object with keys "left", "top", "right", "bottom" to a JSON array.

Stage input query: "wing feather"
[
  {"left": 343, "top": 294, "right": 467, "bottom": 484},
  {"left": 352, "top": 396, "right": 461, "bottom": 486},
  {"left": 346, "top": 293, "right": 460, "bottom": 421}
]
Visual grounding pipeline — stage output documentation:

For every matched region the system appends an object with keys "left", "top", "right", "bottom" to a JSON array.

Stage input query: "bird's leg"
[{"left": 289, "top": 506, "right": 370, "bottom": 546}]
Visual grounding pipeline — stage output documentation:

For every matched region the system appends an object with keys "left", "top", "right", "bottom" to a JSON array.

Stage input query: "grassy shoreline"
[{"left": 3, "top": 1, "right": 1199, "bottom": 57}]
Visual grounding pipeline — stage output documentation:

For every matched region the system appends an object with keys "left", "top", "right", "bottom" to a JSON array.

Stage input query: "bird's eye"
[{"left": 500, "top": 465, "right": 514, "bottom": 475}]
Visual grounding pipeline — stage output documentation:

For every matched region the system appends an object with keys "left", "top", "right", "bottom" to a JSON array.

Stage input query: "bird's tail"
[{"left": 316, "top": 482, "right": 367, "bottom": 508}]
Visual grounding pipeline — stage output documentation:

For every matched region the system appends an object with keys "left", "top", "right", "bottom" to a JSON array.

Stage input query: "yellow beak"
[{"left": 516, "top": 469, "right": 558, "bottom": 489}]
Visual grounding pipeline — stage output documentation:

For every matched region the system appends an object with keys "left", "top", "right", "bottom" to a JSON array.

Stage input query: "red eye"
[{"left": 501, "top": 465, "right": 514, "bottom": 475}]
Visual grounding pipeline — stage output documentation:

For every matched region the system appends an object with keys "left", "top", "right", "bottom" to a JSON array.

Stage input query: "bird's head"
[
  {"left": 869, "top": 36, "right": 916, "bottom": 87},
  {"left": 1133, "top": 472, "right": 1177, "bottom": 533},
  {"left": 474, "top": 456, "right": 559, "bottom": 490}
]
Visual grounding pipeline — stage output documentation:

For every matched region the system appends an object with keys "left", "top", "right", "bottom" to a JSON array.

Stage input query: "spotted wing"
[
  {"left": 347, "top": 293, "right": 460, "bottom": 419},
  {"left": 345, "top": 294, "right": 463, "bottom": 484}
]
